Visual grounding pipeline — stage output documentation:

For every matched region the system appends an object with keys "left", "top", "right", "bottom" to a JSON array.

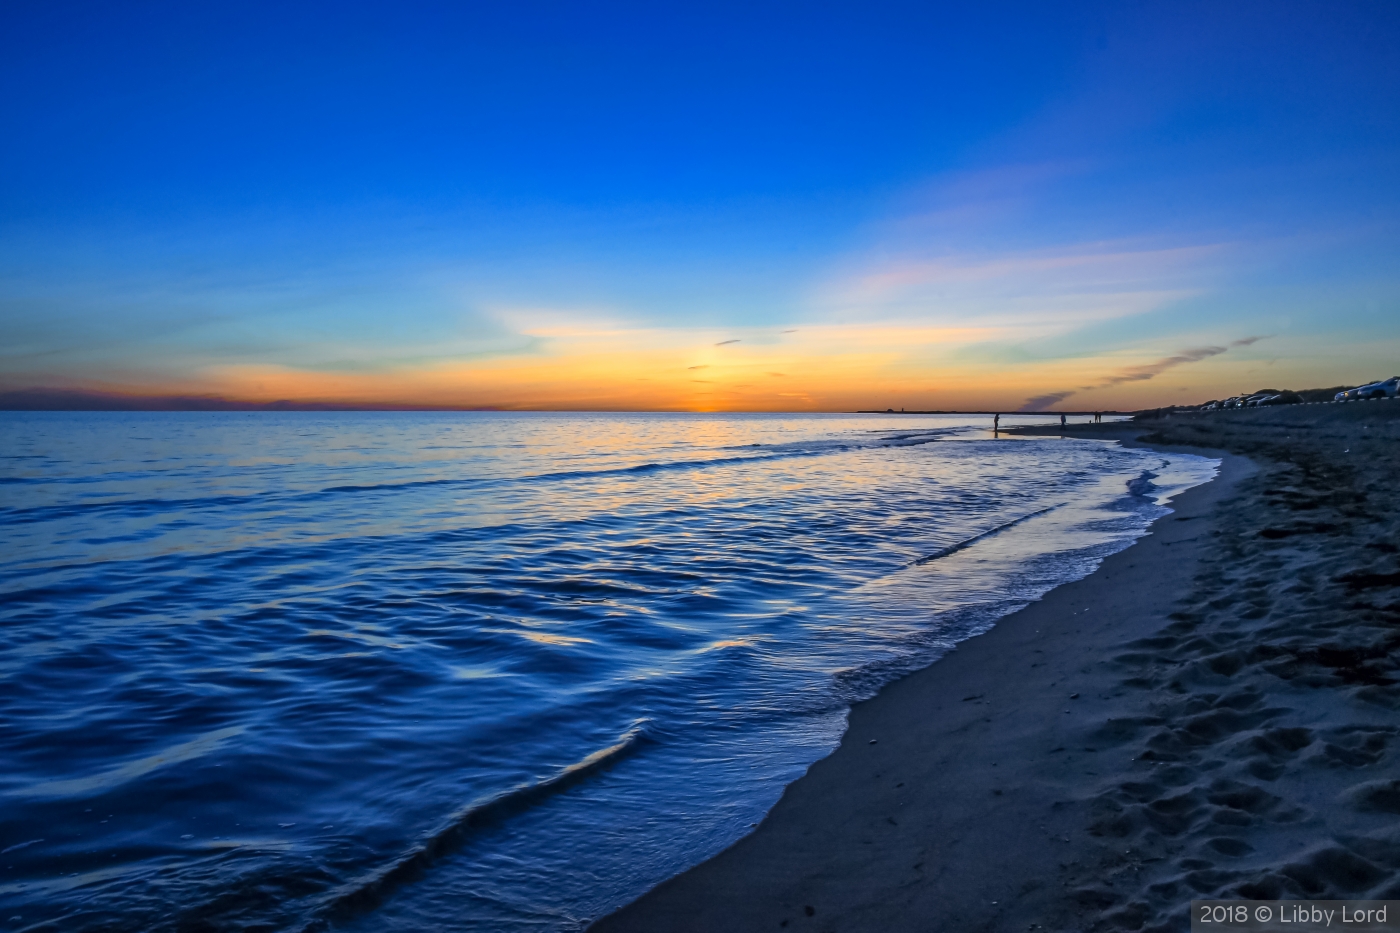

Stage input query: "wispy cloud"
[
  {"left": 1100, "top": 336, "right": 1267, "bottom": 387},
  {"left": 714, "top": 339, "right": 741, "bottom": 346},
  {"left": 1018, "top": 336, "right": 1269, "bottom": 410},
  {"left": 814, "top": 240, "right": 1225, "bottom": 337},
  {"left": 1020, "top": 391, "right": 1076, "bottom": 411},
  {"left": 811, "top": 161, "right": 1235, "bottom": 338}
]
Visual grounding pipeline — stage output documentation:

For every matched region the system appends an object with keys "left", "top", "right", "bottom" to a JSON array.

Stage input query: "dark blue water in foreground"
[{"left": 0, "top": 412, "right": 1216, "bottom": 932}]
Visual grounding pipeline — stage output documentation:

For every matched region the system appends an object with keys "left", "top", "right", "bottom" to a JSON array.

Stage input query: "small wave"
[
  {"left": 318, "top": 477, "right": 465, "bottom": 494},
  {"left": 0, "top": 491, "right": 261, "bottom": 527},
  {"left": 1125, "top": 469, "right": 1159, "bottom": 498},
  {"left": 909, "top": 504, "right": 1065, "bottom": 567},
  {"left": 317, "top": 454, "right": 794, "bottom": 496},
  {"left": 877, "top": 431, "right": 952, "bottom": 444},
  {"left": 830, "top": 602, "right": 1017, "bottom": 703},
  {"left": 0, "top": 838, "right": 44, "bottom": 855},
  {"left": 8, "top": 726, "right": 245, "bottom": 799},
  {"left": 524, "top": 453, "right": 788, "bottom": 483},
  {"left": 304, "top": 723, "right": 651, "bottom": 927}
]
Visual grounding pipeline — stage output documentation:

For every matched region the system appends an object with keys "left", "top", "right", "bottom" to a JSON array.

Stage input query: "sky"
[{"left": 2, "top": 0, "right": 1398, "bottom": 412}]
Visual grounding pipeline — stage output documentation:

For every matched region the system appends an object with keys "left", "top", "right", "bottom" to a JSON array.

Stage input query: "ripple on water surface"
[{"left": 0, "top": 412, "right": 1217, "bottom": 931}]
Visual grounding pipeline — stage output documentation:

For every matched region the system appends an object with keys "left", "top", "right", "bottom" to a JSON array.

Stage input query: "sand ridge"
[{"left": 593, "top": 402, "right": 1400, "bottom": 933}]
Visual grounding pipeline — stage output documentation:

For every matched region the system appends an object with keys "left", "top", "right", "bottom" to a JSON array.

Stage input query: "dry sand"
[{"left": 593, "top": 401, "right": 1400, "bottom": 933}]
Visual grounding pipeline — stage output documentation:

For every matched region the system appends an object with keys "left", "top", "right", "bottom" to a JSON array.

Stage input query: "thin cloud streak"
[
  {"left": 1020, "top": 391, "right": 1076, "bottom": 411},
  {"left": 814, "top": 236, "right": 1230, "bottom": 337},
  {"left": 1018, "top": 336, "right": 1269, "bottom": 410}
]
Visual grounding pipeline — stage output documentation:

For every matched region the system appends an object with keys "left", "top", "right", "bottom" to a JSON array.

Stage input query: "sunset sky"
[{"left": 2, "top": 1, "right": 1398, "bottom": 411}]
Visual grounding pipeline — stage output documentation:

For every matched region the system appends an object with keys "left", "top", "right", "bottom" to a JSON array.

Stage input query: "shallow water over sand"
[{"left": 0, "top": 412, "right": 1215, "bottom": 931}]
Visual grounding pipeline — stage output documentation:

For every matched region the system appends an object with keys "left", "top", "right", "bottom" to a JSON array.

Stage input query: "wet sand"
[{"left": 593, "top": 402, "right": 1400, "bottom": 933}]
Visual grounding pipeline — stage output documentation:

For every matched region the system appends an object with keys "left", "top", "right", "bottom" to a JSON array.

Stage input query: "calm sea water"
[{"left": 0, "top": 412, "right": 1216, "bottom": 932}]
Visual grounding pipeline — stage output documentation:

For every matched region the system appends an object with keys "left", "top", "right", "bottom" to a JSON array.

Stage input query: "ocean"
[{"left": 0, "top": 411, "right": 1217, "bottom": 932}]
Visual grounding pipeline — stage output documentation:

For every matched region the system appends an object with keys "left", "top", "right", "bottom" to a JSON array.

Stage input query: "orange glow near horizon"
[{"left": 28, "top": 322, "right": 1340, "bottom": 413}]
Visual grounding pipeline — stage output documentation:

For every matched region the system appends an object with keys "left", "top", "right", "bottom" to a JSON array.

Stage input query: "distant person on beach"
[
  {"left": 1060, "top": 413, "right": 1066, "bottom": 427},
  {"left": 993, "top": 413, "right": 1000, "bottom": 431}
]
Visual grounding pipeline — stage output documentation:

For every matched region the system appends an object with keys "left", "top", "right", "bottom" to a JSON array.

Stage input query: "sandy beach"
[{"left": 594, "top": 402, "right": 1400, "bottom": 933}]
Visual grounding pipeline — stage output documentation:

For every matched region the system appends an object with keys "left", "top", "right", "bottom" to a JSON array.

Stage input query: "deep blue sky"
[
  {"left": 2, "top": 1, "right": 1398, "bottom": 409},
  {"left": 3, "top": 3, "right": 1097, "bottom": 210}
]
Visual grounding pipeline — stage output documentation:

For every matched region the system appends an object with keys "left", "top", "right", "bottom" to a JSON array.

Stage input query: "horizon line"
[{"left": 0, "top": 387, "right": 1140, "bottom": 415}]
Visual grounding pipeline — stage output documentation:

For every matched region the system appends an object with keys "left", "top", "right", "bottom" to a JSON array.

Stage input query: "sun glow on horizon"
[
  {"left": 27, "top": 318, "right": 1324, "bottom": 414},
  {"left": 1, "top": 3, "right": 1396, "bottom": 411}
]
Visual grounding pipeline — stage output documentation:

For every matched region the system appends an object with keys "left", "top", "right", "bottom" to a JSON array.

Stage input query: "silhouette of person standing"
[
  {"left": 1060, "top": 413, "right": 1066, "bottom": 428},
  {"left": 993, "top": 413, "right": 1000, "bottom": 432}
]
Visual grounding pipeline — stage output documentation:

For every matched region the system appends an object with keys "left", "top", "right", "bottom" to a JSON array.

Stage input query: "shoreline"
[{"left": 595, "top": 406, "right": 1400, "bottom": 932}]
